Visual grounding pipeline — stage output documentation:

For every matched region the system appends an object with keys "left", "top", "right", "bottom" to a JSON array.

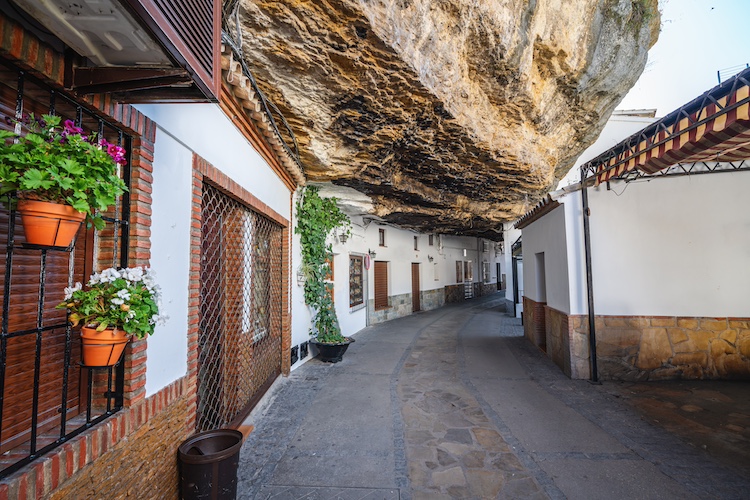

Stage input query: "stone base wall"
[
  {"left": 421, "top": 288, "right": 445, "bottom": 311},
  {"left": 523, "top": 297, "right": 750, "bottom": 381},
  {"left": 368, "top": 292, "right": 413, "bottom": 325},
  {"left": 445, "top": 284, "right": 465, "bottom": 303},
  {"left": 594, "top": 316, "right": 750, "bottom": 381},
  {"left": 475, "top": 282, "right": 497, "bottom": 298}
]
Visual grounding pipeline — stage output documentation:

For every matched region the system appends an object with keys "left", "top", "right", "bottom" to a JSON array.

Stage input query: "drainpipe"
[{"left": 581, "top": 171, "right": 599, "bottom": 383}]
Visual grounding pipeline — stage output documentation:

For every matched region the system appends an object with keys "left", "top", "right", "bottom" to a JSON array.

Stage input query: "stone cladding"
[{"left": 525, "top": 297, "right": 750, "bottom": 381}]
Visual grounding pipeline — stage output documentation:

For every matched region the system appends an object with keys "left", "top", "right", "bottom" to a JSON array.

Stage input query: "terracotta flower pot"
[
  {"left": 80, "top": 326, "right": 130, "bottom": 367},
  {"left": 17, "top": 199, "right": 85, "bottom": 247}
]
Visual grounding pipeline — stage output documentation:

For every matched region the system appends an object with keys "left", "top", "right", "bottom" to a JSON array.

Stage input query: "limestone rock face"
[{"left": 233, "top": 0, "right": 659, "bottom": 238}]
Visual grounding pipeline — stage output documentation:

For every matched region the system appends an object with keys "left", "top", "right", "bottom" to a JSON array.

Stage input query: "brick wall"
[
  {"left": 522, "top": 296, "right": 546, "bottom": 351},
  {"left": 0, "top": 379, "right": 189, "bottom": 499}
]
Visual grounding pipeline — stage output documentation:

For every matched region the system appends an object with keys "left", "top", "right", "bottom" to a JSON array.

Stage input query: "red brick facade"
[{"left": 0, "top": 10, "right": 294, "bottom": 498}]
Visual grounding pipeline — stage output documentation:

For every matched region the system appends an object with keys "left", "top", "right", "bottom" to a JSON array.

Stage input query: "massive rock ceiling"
[{"left": 232, "top": 0, "right": 659, "bottom": 239}]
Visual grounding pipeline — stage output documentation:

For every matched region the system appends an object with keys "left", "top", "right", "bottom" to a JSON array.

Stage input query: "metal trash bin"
[{"left": 178, "top": 429, "right": 244, "bottom": 500}]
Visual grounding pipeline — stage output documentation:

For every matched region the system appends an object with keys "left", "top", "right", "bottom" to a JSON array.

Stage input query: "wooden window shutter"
[
  {"left": 374, "top": 261, "right": 388, "bottom": 310},
  {"left": 124, "top": 0, "right": 221, "bottom": 99}
]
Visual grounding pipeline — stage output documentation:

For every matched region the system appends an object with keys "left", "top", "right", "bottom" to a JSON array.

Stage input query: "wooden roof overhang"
[{"left": 581, "top": 67, "right": 750, "bottom": 185}]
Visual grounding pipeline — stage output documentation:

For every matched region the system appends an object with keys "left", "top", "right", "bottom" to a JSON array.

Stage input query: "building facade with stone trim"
[
  {"left": 516, "top": 113, "right": 750, "bottom": 381},
  {"left": 290, "top": 211, "right": 506, "bottom": 369}
]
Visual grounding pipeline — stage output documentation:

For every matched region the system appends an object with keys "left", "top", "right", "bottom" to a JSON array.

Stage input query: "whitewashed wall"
[
  {"left": 585, "top": 172, "right": 750, "bottom": 317},
  {"left": 503, "top": 225, "right": 521, "bottom": 304},
  {"left": 291, "top": 210, "right": 505, "bottom": 370},
  {"left": 521, "top": 205, "right": 571, "bottom": 313},
  {"left": 136, "top": 103, "right": 292, "bottom": 395}
]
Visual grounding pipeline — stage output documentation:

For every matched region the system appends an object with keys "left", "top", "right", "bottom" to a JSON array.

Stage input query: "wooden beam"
[{"left": 71, "top": 67, "right": 192, "bottom": 94}]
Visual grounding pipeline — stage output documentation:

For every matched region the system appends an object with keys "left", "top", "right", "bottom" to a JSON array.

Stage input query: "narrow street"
[{"left": 237, "top": 295, "right": 750, "bottom": 499}]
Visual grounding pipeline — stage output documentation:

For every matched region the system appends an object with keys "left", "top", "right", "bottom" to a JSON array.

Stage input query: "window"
[
  {"left": 433, "top": 262, "right": 439, "bottom": 281},
  {"left": 0, "top": 63, "right": 135, "bottom": 477},
  {"left": 482, "top": 261, "right": 491, "bottom": 284},
  {"left": 325, "top": 257, "right": 334, "bottom": 304},
  {"left": 414, "top": 235, "right": 418, "bottom": 250},
  {"left": 457, "top": 260, "right": 474, "bottom": 283},
  {"left": 349, "top": 255, "right": 364, "bottom": 308},
  {"left": 464, "top": 261, "right": 473, "bottom": 281},
  {"left": 378, "top": 228, "right": 385, "bottom": 246},
  {"left": 428, "top": 234, "right": 434, "bottom": 246}
]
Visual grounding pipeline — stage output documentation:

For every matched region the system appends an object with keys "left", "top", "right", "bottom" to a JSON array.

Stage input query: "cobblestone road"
[{"left": 237, "top": 295, "right": 750, "bottom": 499}]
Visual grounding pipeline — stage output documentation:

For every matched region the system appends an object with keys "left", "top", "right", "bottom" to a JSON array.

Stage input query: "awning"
[{"left": 585, "top": 67, "right": 750, "bottom": 185}]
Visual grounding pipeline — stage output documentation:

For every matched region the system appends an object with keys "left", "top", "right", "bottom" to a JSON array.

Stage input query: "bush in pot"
[
  {"left": 295, "top": 186, "right": 352, "bottom": 362},
  {"left": 57, "top": 267, "right": 168, "bottom": 366},
  {"left": 0, "top": 114, "right": 128, "bottom": 246}
]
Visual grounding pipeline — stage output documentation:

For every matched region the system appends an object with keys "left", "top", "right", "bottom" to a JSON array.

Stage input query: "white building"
[{"left": 516, "top": 71, "right": 750, "bottom": 381}]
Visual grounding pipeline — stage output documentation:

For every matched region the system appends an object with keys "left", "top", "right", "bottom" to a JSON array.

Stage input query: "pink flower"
[{"left": 107, "top": 143, "right": 126, "bottom": 165}]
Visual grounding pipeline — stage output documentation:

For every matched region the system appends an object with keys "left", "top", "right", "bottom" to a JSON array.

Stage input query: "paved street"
[{"left": 237, "top": 294, "right": 750, "bottom": 499}]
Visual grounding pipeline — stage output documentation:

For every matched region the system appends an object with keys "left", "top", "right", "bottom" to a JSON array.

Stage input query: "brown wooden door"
[
  {"left": 411, "top": 263, "right": 420, "bottom": 312},
  {"left": 374, "top": 261, "right": 388, "bottom": 310}
]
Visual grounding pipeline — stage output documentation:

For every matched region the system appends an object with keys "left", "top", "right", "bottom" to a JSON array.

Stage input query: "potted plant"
[
  {"left": 57, "top": 267, "right": 167, "bottom": 367},
  {"left": 0, "top": 114, "right": 128, "bottom": 247},
  {"left": 295, "top": 186, "right": 353, "bottom": 363}
]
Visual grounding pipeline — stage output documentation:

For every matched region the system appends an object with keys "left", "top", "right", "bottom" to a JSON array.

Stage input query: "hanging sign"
[{"left": 364, "top": 253, "right": 371, "bottom": 270}]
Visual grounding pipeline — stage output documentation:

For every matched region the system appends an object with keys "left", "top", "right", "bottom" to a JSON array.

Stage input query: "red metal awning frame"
[{"left": 580, "top": 67, "right": 750, "bottom": 185}]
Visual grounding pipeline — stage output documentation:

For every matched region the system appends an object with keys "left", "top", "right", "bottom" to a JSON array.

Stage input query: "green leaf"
[{"left": 21, "top": 169, "right": 54, "bottom": 190}]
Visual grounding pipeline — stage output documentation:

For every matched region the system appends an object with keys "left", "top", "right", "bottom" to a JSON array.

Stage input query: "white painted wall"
[
  {"left": 136, "top": 103, "right": 293, "bottom": 394},
  {"left": 521, "top": 205, "right": 571, "bottom": 313},
  {"left": 586, "top": 172, "right": 750, "bottom": 317},
  {"left": 144, "top": 130, "right": 191, "bottom": 396},
  {"left": 136, "top": 103, "right": 291, "bottom": 217},
  {"left": 291, "top": 209, "right": 505, "bottom": 370},
  {"left": 503, "top": 225, "right": 522, "bottom": 303}
]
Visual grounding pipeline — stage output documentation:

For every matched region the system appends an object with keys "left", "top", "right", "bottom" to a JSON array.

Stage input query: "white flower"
[
  {"left": 116, "top": 289, "right": 131, "bottom": 301},
  {"left": 99, "top": 268, "right": 121, "bottom": 283},
  {"left": 111, "top": 298, "right": 124, "bottom": 306},
  {"left": 63, "top": 282, "right": 82, "bottom": 300}
]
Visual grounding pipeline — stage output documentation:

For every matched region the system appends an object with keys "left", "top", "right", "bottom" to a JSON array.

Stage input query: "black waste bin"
[{"left": 178, "top": 429, "right": 244, "bottom": 500}]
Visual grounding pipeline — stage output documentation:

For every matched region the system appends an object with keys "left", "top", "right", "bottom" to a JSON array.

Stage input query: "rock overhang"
[{"left": 231, "top": 0, "right": 659, "bottom": 239}]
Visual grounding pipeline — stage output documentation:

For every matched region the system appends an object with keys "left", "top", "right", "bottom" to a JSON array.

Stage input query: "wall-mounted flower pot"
[
  {"left": 80, "top": 326, "right": 130, "bottom": 367},
  {"left": 17, "top": 199, "right": 85, "bottom": 247}
]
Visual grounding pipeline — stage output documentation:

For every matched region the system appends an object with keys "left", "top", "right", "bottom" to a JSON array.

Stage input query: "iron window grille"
[
  {"left": 349, "top": 255, "right": 364, "bottom": 308},
  {"left": 197, "top": 184, "right": 282, "bottom": 432},
  {"left": 0, "top": 62, "right": 131, "bottom": 479}
]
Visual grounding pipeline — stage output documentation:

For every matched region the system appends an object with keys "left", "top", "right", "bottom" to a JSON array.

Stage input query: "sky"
[{"left": 617, "top": 0, "right": 750, "bottom": 116}]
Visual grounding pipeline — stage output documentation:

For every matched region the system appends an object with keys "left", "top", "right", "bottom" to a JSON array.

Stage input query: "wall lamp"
[
  {"left": 427, "top": 255, "right": 434, "bottom": 262},
  {"left": 368, "top": 248, "right": 376, "bottom": 259},
  {"left": 338, "top": 232, "right": 349, "bottom": 244}
]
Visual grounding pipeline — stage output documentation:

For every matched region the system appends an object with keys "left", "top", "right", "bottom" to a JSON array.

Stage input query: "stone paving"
[{"left": 237, "top": 295, "right": 750, "bottom": 499}]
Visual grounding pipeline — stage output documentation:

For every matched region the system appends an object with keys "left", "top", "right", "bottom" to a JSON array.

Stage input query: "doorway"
[{"left": 411, "top": 263, "right": 420, "bottom": 312}]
